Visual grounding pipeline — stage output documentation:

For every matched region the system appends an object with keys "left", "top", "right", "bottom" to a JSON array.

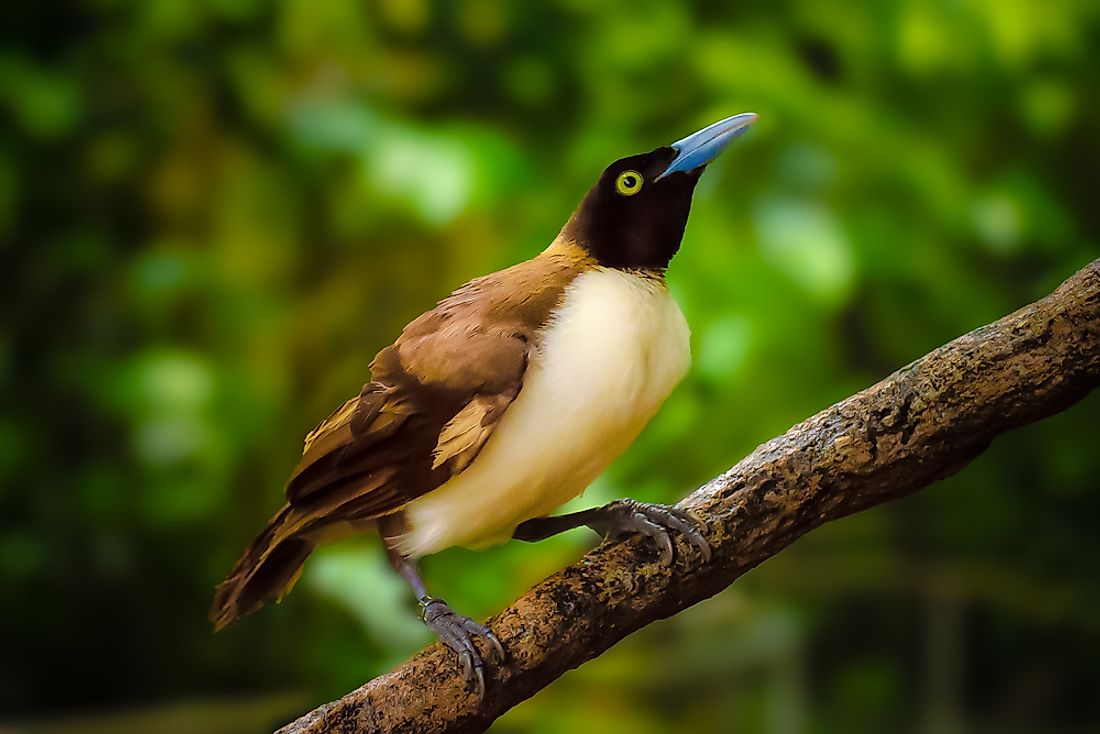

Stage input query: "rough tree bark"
[{"left": 278, "top": 258, "right": 1100, "bottom": 734}]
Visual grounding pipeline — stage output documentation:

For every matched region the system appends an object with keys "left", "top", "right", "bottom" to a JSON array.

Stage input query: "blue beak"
[{"left": 656, "top": 112, "right": 759, "bottom": 180}]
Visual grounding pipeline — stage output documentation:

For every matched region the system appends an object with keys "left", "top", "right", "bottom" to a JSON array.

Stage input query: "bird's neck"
[
  {"left": 541, "top": 236, "right": 669, "bottom": 281},
  {"left": 556, "top": 204, "right": 684, "bottom": 272},
  {"left": 548, "top": 224, "right": 677, "bottom": 274}
]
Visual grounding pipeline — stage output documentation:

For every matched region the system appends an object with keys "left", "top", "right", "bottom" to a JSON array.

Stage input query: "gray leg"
[
  {"left": 381, "top": 534, "right": 503, "bottom": 699},
  {"left": 513, "top": 499, "right": 711, "bottom": 564}
]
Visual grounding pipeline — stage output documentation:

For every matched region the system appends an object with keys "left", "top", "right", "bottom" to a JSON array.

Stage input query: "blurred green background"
[{"left": 3, "top": 0, "right": 1100, "bottom": 732}]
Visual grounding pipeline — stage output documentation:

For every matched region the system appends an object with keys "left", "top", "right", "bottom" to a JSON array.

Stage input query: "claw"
[
  {"left": 484, "top": 630, "right": 506, "bottom": 660},
  {"left": 460, "top": 650, "right": 472, "bottom": 680},
  {"left": 418, "top": 596, "right": 504, "bottom": 701},
  {"left": 473, "top": 665, "right": 485, "bottom": 700},
  {"left": 664, "top": 507, "right": 712, "bottom": 562},
  {"left": 606, "top": 500, "right": 712, "bottom": 564}
]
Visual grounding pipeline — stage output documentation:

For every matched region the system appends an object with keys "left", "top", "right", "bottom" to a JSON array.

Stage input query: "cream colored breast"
[{"left": 397, "top": 267, "right": 691, "bottom": 558}]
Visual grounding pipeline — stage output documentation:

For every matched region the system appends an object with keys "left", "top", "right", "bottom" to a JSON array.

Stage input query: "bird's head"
[{"left": 561, "top": 112, "right": 758, "bottom": 271}]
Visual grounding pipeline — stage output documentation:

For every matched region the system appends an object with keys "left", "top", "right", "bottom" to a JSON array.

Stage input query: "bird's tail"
[{"left": 209, "top": 506, "right": 314, "bottom": 631}]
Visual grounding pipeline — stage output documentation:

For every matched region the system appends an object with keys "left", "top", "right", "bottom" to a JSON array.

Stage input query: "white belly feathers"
[{"left": 396, "top": 268, "right": 691, "bottom": 558}]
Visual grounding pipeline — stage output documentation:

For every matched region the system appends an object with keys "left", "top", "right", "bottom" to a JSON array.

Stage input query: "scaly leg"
[
  {"left": 513, "top": 498, "right": 711, "bottom": 563},
  {"left": 381, "top": 532, "right": 503, "bottom": 699}
]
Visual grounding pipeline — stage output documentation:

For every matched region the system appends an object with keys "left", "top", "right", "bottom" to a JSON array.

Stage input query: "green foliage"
[{"left": 3, "top": 0, "right": 1099, "bottom": 731}]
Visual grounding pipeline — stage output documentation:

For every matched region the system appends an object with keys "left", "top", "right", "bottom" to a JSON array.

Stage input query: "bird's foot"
[
  {"left": 592, "top": 499, "right": 711, "bottom": 564},
  {"left": 419, "top": 596, "right": 504, "bottom": 699}
]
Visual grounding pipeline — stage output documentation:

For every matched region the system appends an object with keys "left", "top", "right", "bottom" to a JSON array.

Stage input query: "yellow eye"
[{"left": 615, "top": 170, "right": 643, "bottom": 196}]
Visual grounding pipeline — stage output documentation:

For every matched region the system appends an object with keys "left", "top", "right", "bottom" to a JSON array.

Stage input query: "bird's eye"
[{"left": 615, "top": 170, "right": 643, "bottom": 196}]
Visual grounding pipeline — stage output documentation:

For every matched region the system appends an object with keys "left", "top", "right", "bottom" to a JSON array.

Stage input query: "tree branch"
[{"left": 278, "top": 258, "right": 1100, "bottom": 734}]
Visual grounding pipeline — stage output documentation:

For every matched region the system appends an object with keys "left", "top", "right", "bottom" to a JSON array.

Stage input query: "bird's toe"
[
  {"left": 606, "top": 499, "right": 712, "bottom": 564},
  {"left": 419, "top": 597, "right": 503, "bottom": 700}
]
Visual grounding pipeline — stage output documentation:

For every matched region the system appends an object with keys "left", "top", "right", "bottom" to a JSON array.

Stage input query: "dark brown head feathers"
[{"left": 560, "top": 147, "right": 703, "bottom": 271}]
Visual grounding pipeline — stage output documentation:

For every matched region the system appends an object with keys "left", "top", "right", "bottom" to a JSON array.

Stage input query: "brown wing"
[
  {"left": 281, "top": 246, "right": 588, "bottom": 529},
  {"left": 208, "top": 242, "right": 592, "bottom": 629}
]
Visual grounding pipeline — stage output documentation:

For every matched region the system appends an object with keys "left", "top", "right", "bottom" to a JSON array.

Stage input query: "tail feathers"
[{"left": 209, "top": 508, "right": 314, "bottom": 631}]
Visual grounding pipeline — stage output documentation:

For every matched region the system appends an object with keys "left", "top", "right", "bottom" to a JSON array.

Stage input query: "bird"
[{"left": 210, "top": 112, "right": 758, "bottom": 696}]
